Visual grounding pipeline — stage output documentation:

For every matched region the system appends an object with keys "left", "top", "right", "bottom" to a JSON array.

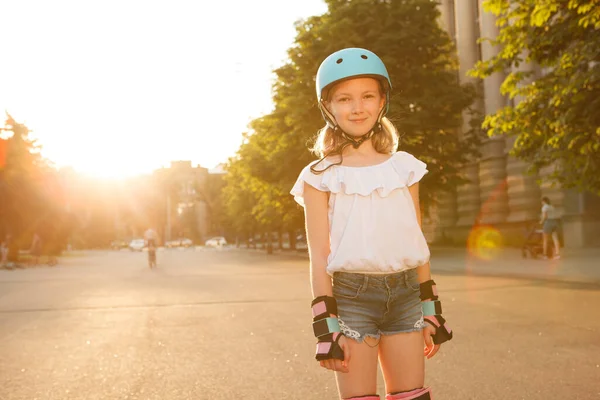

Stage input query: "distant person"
[
  {"left": 290, "top": 48, "right": 452, "bottom": 400},
  {"left": 29, "top": 232, "right": 43, "bottom": 266},
  {"left": 144, "top": 228, "right": 158, "bottom": 269},
  {"left": 0, "top": 234, "right": 9, "bottom": 266},
  {"left": 143, "top": 228, "right": 158, "bottom": 249},
  {"left": 540, "top": 197, "right": 561, "bottom": 260}
]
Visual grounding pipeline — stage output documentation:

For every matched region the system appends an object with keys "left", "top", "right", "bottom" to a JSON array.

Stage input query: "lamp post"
[{"left": 166, "top": 193, "right": 171, "bottom": 242}]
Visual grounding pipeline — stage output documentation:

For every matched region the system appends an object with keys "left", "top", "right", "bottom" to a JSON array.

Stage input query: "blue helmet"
[{"left": 315, "top": 48, "right": 392, "bottom": 102}]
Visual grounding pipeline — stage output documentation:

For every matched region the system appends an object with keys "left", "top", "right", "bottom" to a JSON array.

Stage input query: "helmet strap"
[
  {"left": 309, "top": 121, "right": 382, "bottom": 175},
  {"left": 318, "top": 100, "right": 337, "bottom": 129},
  {"left": 337, "top": 126, "right": 379, "bottom": 149}
]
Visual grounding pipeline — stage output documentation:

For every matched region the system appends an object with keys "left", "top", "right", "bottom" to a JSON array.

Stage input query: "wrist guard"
[
  {"left": 311, "top": 295, "right": 338, "bottom": 320},
  {"left": 424, "top": 315, "right": 453, "bottom": 345},
  {"left": 420, "top": 280, "right": 453, "bottom": 345},
  {"left": 311, "top": 295, "right": 344, "bottom": 361},
  {"left": 419, "top": 280, "right": 438, "bottom": 301},
  {"left": 315, "top": 332, "right": 344, "bottom": 361}
]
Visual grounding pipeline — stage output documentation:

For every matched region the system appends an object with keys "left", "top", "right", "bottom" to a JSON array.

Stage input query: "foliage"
[
  {"left": 223, "top": 0, "right": 478, "bottom": 234},
  {"left": 471, "top": 0, "right": 600, "bottom": 193},
  {"left": 0, "top": 113, "right": 71, "bottom": 259}
]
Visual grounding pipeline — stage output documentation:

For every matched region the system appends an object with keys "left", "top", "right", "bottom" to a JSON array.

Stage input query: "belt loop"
[{"left": 360, "top": 275, "right": 369, "bottom": 293}]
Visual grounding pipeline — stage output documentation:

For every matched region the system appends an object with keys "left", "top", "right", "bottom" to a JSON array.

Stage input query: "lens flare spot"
[{"left": 467, "top": 225, "right": 504, "bottom": 260}]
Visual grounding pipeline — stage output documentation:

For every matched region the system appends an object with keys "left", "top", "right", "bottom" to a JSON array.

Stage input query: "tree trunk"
[{"left": 266, "top": 231, "right": 273, "bottom": 255}]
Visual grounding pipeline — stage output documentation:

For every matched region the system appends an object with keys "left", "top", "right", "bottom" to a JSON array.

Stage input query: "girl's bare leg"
[
  {"left": 335, "top": 337, "right": 379, "bottom": 399},
  {"left": 378, "top": 331, "right": 425, "bottom": 395},
  {"left": 552, "top": 232, "right": 560, "bottom": 256}
]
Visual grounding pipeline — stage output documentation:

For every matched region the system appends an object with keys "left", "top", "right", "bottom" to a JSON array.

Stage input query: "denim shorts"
[
  {"left": 332, "top": 268, "right": 425, "bottom": 343},
  {"left": 543, "top": 219, "right": 559, "bottom": 234}
]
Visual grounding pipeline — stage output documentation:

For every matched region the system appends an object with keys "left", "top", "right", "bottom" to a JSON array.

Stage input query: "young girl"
[{"left": 291, "top": 48, "right": 453, "bottom": 400}]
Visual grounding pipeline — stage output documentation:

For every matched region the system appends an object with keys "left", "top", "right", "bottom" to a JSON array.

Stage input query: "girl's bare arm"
[
  {"left": 303, "top": 182, "right": 332, "bottom": 297},
  {"left": 408, "top": 183, "right": 432, "bottom": 283}
]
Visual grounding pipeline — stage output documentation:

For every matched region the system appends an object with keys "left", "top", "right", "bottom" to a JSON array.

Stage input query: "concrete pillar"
[
  {"left": 454, "top": 0, "right": 481, "bottom": 228},
  {"left": 505, "top": 49, "right": 542, "bottom": 224},
  {"left": 477, "top": 0, "right": 509, "bottom": 224},
  {"left": 456, "top": 163, "right": 480, "bottom": 228},
  {"left": 478, "top": 141, "right": 508, "bottom": 224},
  {"left": 437, "top": 0, "right": 455, "bottom": 40},
  {"left": 454, "top": 0, "right": 481, "bottom": 122},
  {"left": 422, "top": 190, "right": 458, "bottom": 245},
  {"left": 505, "top": 155, "right": 541, "bottom": 222},
  {"left": 551, "top": 189, "right": 600, "bottom": 248},
  {"left": 438, "top": 190, "right": 459, "bottom": 243}
]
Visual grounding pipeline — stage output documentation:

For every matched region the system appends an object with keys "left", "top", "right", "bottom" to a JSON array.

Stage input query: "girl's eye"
[
  {"left": 364, "top": 94, "right": 375, "bottom": 99},
  {"left": 337, "top": 97, "right": 349, "bottom": 102}
]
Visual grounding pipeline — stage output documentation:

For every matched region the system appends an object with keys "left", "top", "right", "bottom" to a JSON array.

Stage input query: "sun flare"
[{"left": 0, "top": 0, "right": 328, "bottom": 178}]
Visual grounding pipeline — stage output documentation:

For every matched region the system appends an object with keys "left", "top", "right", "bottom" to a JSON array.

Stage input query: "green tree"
[
  {"left": 471, "top": 0, "right": 600, "bottom": 194},
  {"left": 222, "top": 153, "right": 261, "bottom": 246},
  {"left": 0, "top": 113, "right": 69, "bottom": 260},
  {"left": 196, "top": 172, "right": 227, "bottom": 238},
  {"left": 224, "top": 0, "right": 478, "bottom": 235},
  {"left": 280, "top": 0, "right": 478, "bottom": 208}
]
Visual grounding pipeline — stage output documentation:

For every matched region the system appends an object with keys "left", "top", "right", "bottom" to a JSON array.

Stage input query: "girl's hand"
[
  {"left": 319, "top": 335, "right": 351, "bottom": 373},
  {"left": 423, "top": 324, "right": 440, "bottom": 359}
]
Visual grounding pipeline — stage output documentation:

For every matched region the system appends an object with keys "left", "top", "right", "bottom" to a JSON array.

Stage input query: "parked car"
[
  {"left": 111, "top": 240, "right": 129, "bottom": 250},
  {"left": 205, "top": 236, "right": 227, "bottom": 247},
  {"left": 180, "top": 238, "right": 193, "bottom": 248},
  {"left": 165, "top": 238, "right": 193, "bottom": 248},
  {"left": 296, "top": 234, "right": 308, "bottom": 250},
  {"left": 129, "top": 238, "right": 145, "bottom": 252},
  {"left": 165, "top": 239, "right": 179, "bottom": 248}
]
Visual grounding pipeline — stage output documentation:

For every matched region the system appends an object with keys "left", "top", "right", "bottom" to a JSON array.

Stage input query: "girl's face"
[{"left": 325, "top": 77, "right": 385, "bottom": 137}]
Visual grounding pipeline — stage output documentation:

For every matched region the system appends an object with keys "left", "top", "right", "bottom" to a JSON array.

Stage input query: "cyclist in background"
[{"left": 144, "top": 228, "right": 158, "bottom": 268}]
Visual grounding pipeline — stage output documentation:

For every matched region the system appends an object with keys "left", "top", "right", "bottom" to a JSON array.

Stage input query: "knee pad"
[
  {"left": 345, "top": 395, "right": 380, "bottom": 400},
  {"left": 386, "top": 387, "right": 431, "bottom": 400}
]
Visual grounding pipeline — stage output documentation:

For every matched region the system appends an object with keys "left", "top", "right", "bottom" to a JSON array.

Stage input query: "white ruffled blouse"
[{"left": 290, "top": 151, "right": 430, "bottom": 276}]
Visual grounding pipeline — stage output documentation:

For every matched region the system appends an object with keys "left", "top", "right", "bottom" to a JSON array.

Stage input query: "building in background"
[
  {"left": 425, "top": 1, "right": 600, "bottom": 248},
  {"left": 154, "top": 161, "right": 210, "bottom": 244},
  {"left": 54, "top": 160, "right": 222, "bottom": 249}
]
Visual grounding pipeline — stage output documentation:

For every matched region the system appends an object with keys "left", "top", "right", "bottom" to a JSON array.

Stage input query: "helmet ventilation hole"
[
  {"left": 361, "top": 55, "right": 368, "bottom": 59},
  {"left": 336, "top": 58, "right": 343, "bottom": 64}
]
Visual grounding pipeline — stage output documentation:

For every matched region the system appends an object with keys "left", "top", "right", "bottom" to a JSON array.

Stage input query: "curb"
[{"left": 230, "top": 247, "right": 600, "bottom": 287}]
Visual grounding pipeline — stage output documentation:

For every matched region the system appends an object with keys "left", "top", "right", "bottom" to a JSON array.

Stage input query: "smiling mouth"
[{"left": 350, "top": 119, "right": 368, "bottom": 123}]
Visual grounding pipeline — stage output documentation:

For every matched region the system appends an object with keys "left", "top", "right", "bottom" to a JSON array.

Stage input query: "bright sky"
[{"left": 0, "top": 0, "right": 327, "bottom": 178}]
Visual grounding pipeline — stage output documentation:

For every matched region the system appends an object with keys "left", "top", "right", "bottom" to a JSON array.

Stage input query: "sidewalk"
[
  {"left": 428, "top": 246, "right": 600, "bottom": 285},
  {"left": 236, "top": 245, "right": 600, "bottom": 285}
]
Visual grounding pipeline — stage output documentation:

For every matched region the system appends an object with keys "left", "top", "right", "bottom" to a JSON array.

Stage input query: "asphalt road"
[{"left": 0, "top": 248, "right": 599, "bottom": 400}]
